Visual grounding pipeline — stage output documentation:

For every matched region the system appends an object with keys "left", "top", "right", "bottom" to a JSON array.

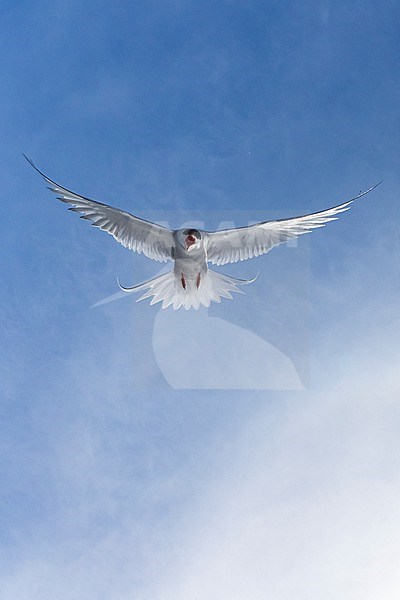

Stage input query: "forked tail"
[{"left": 118, "top": 269, "right": 258, "bottom": 310}]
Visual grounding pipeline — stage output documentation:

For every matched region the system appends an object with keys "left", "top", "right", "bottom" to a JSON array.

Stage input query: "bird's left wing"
[
  {"left": 25, "top": 156, "right": 175, "bottom": 262},
  {"left": 205, "top": 184, "right": 380, "bottom": 266}
]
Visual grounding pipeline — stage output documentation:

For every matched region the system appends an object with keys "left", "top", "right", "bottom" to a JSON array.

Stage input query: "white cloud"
[
  {"left": 145, "top": 348, "right": 400, "bottom": 600},
  {"left": 1, "top": 315, "right": 399, "bottom": 599}
]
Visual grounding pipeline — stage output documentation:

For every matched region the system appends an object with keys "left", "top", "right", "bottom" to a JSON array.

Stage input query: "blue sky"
[{"left": 1, "top": 1, "right": 399, "bottom": 598}]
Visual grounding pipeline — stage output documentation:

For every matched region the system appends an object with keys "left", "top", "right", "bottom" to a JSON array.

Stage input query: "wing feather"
[
  {"left": 205, "top": 184, "right": 381, "bottom": 266},
  {"left": 25, "top": 156, "right": 174, "bottom": 263}
]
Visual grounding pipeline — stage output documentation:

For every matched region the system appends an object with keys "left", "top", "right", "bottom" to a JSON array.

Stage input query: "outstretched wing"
[
  {"left": 205, "top": 184, "right": 381, "bottom": 266},
  {"left": 25, "top": 156, "right": 175, "bottom": 262}
]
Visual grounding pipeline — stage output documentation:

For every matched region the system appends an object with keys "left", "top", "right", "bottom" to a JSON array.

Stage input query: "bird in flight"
[{"left": 25, "top": 155, "right": 380, "bottom": 310}]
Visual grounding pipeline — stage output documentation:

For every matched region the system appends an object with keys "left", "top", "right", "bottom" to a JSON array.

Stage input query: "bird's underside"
[{"left": 25, "top": 155, "right": 380, "bottom": 310}]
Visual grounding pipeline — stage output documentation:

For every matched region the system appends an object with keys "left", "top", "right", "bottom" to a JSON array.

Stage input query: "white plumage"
[{"left": 25, "top": 155, "right": 380, "bottom": 310}]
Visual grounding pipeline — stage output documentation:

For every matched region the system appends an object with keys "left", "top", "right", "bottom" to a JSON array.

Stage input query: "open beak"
[{"left": 185, "top": 235, "right": 196, "bottom": 250}]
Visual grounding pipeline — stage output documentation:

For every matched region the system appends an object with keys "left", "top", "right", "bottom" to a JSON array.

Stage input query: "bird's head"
[{"left": 179, "top": 228, "right": 202, "bottom": 251}]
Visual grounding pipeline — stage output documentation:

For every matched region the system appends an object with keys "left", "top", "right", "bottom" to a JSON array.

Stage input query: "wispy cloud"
[{"left": 1, "top": 321, "right": 399, "bottom": 599}]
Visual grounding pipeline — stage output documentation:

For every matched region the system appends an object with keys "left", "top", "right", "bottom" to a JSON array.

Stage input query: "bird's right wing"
[{"left": 25, "top": 156, "right": 175, "bottom": 262}]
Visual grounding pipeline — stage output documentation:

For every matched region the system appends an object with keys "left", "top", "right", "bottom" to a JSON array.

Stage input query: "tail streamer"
[{"left": 118, "top": 269, "right": 258, "bottom": 310}]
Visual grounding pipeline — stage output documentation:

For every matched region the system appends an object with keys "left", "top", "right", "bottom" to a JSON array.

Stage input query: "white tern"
[{"left": 25, "top": 155, "right": 380, "bottom": 310}]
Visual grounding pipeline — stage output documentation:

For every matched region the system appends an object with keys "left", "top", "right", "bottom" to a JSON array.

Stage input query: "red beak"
[{"left": 185, "top": 235, "right": 196, "bottom": 249}]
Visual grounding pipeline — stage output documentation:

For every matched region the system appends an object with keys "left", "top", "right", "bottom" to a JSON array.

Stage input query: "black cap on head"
[{"left": 184, "top": 228, "right": 201, "bottom": 238}]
